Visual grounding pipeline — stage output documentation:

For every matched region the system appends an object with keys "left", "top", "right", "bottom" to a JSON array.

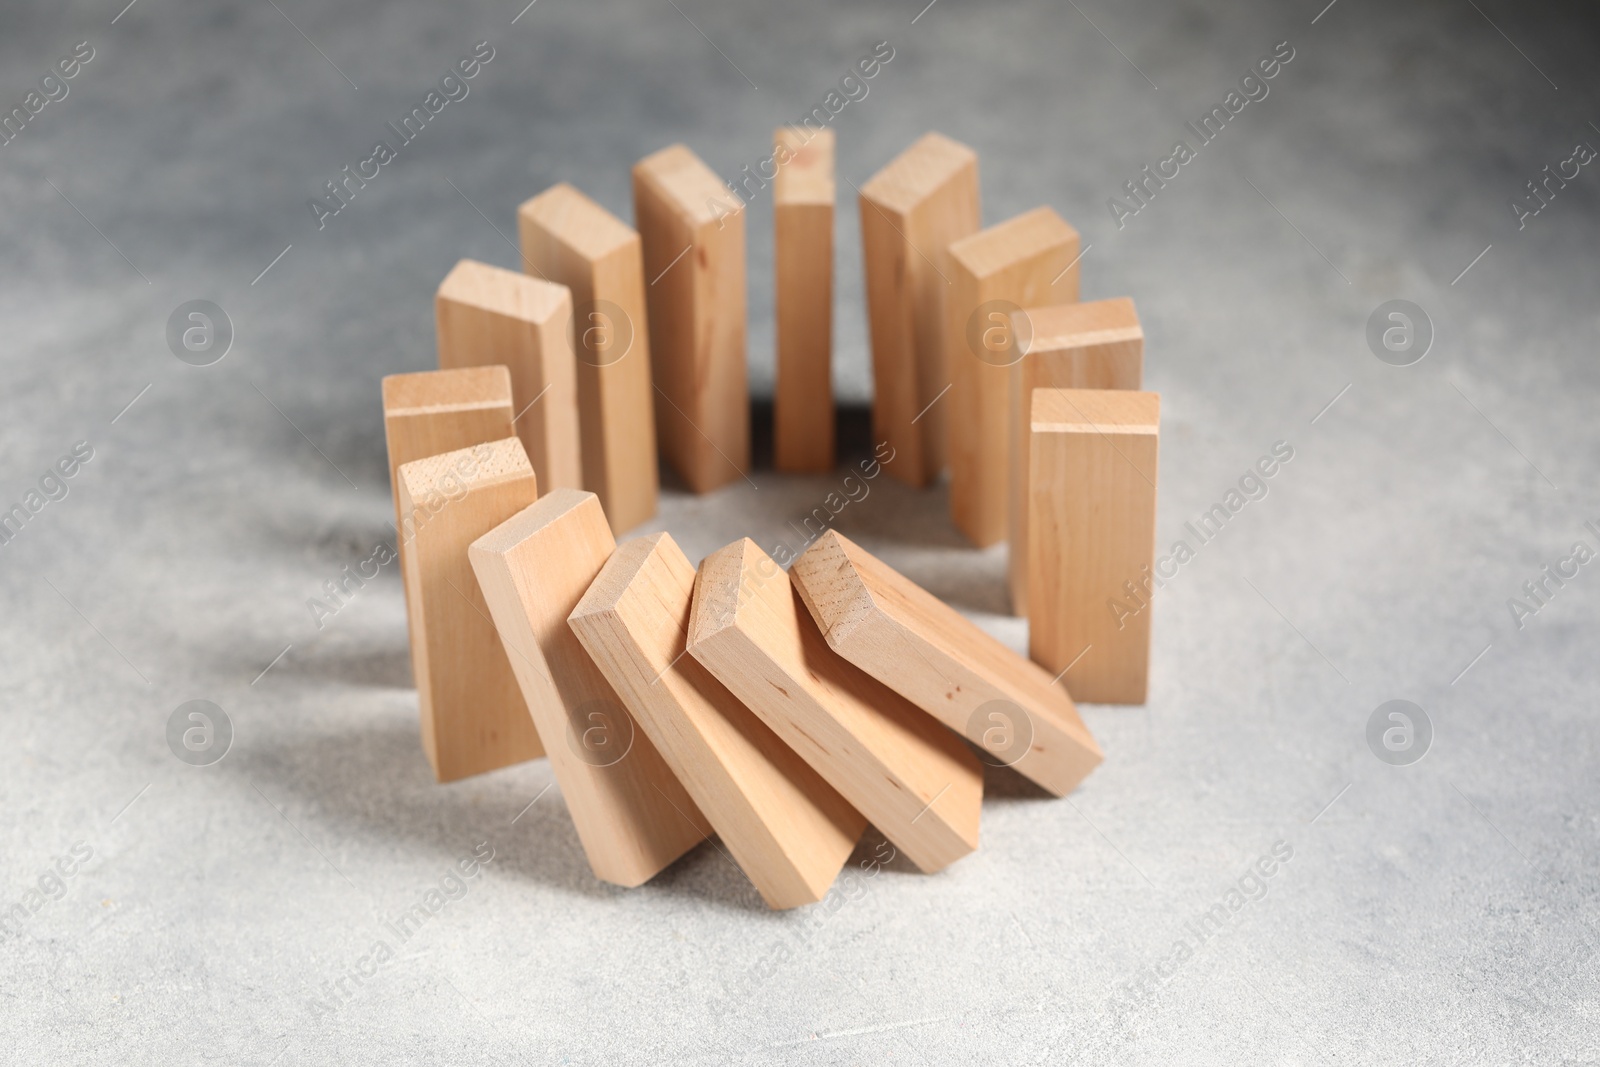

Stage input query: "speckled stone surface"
[{"left": 3, "top": 0, "right": 1598, "bottom": 1062}]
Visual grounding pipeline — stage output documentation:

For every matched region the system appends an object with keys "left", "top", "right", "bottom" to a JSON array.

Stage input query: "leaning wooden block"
[
  {"left": 687, "top": 538, "right": 981, "bottom": 873},
  {"left": 469, "top": 488, "right": 708, "bottom": 887},
  {"left": 1007, "top": 297, "right": 1144, "bottom": 615},
  {"left": 435, "top": 258, "right": 582, "bottom": 495},
  {"left": 791, "top": 530, "right": 1102, "bottom": 797},
  {"left": 569, "top": 532, "right": 865, "bottom": 909},
  {"left": 773, "top": 127, "right": 835, "bottom": 474},
  {"left": 383, "top": 367, "right": 520, "bottom": 689},
  {"left": 1028, "top": 389, "right": 1159, "bottom": 705},
  {"left": 859, "top": 132, "right": 980, "bottom": 487},
  {"left": 946, "top": 206, "right": 1081, "bottom": 547},
  {"left": 518, "top": 183, "right": 659, "bottom": 533},
  {"left": 396, "top": 437, "right": 543, "bottom": 781},
  {"left": 632, "top": 144, "right": 749, "bottom": 493}
]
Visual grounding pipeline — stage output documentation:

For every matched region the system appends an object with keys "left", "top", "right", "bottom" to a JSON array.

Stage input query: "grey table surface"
[{"left": 3, "top": 0, "right": 1598, "bottom": 1063}]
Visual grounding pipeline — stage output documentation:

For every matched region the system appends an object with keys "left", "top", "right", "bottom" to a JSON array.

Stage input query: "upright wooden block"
[
  {"left": 396, "top": 438, "right": 543, "bottom": 781},
  {"left": 435, "top": 258, "right": 582, "bottom": 496},
  {"left": 1028, "top": 389, "right": 1159, "bottom": 705},
  {"left": 382, "top": 367, "right": 518, "bottom": 686},
  {"left": 859, "top": 132, "right": 980, "bottom": 487},
  {"left": 946, "top": 207, "right": 1081, "bottom": 547},
  {"left": 569, "top": 532, "right": 865, "bottom": 909},
  {"left": 1007, "top": 298, "right": 1144, "bottom": 615},
  {"left": 468, "top": 488, "right": 708, "bottom": 887},
  {"left": 632, "top": 144, "right": 749, "bottom": 493},
  {"left": 518, "top": 183, "right": 660, "bottom": 533},
  {"left": 686, "top": 539, "right": 982, "bottom": 873},
  {"left": 773, "top": 127, "right": 835, "bottom": 474},
  {"left": 791, "top": 530, "right": 1102, "bottom": 797}
]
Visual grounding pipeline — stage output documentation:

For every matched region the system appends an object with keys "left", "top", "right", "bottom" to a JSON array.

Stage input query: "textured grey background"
[{"left": 3, "top": 0, "right": 1598, "bottom": 1063}]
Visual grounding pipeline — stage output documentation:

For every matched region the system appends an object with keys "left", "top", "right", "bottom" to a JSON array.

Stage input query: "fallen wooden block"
[
  {"left": 632, "top": 144, "right": 749, "bottom": 493},
  {"left": 946, "top": 206, "right": 1081, "bottom": 547},
  {"left": 1028, "top": 389, "right": 1159, "bottom": 704},
  {"left": 1007, "top": 297, "right": 1144, "bottom": 615},
  {"left": 859, "top": 132, "right": 980, "bottom": 487},
  {"left": 791, "top": 530, "right": 1102, "bottom": 797},
  {"left": 517, "top": 183, "right": 660, "bottom": 533},
  {"left": 773, "top": 127, "right": 835, "bottom": 474},
  {"left": 396, "top": 437, "right": 544, "bottom": 781},
  {"left": 469, "top": 488, "right": 709, "bottom": 887},
  {"left": 687, "top": 538, "right": 981, "bottom": 873},
  {"left": 435, "top": 258, "right": 582, "bottom": 495},
  {"left": 569, "top": 531, "right": 865, "bottom": 909},
  {"left": 382, "top": 367, "right": 520, "bottom": 690}
]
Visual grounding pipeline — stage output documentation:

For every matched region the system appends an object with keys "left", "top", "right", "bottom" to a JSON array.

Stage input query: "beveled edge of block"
[
  {"left": 633, "top": 143, "right": 743, "bottom": 226},
  {"left": 569, "top": 531, "right": 673, "bottom": 624},
  {"left": 859, "top": 131, "right": 977, "bottom": 213},
  {"left": 437, "top": 257, "right": 571, "bottom": 324},
  {"left": 517, "top": 182, "right": 639, "bottom": 262},
  {"left": 790, "top": 531, "right": 879, "bottom": 649},
  {"left": 1031, "top": 389, "right": 1160, "bottom": 435},
  {"left": 686, "top": 537, "right": 767, "bottom": 649},
  {"left": 382, "top": 366, "right": 513, "bottom": 415}
]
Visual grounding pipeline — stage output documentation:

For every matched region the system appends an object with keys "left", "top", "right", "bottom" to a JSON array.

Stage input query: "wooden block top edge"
[
  {"left": 789, "top": 531, "right": 878, "bottom": 648},
  {"left": 1015, "top": 297, "right": 1142, "bottom": 354},
  {"left": 437, "top": 257, "right": 572, "bottom": 324},
  {"left": 518, "top": 182, "right": 639, "bottom": 261},
  {"left": 633, "top": 143, "right": 742, "bottom": 226},
  {"left": 773, "top": 127, "right": 835, "bottom": 206},
  {"left": 397, "top": 436, "right": 534, "bottom": 504},
  {"left": 948, "top": 206, "right": 1079, "bottom": 278},
  {"left": 1031, "top": 389, "right": 1160, "bottom": 435},
  {"left": 569, "top": 531, "right": 675, "bottom": 623},
  {"left": 686, "top": 537, "right": 767, "bottom": 648},
  {"left": 382, "top": 366, "right": 513, "bottom": 414},
  {"left": 859, "top": 131, "right": 977, "bottom": 212},
  {"left": 468, "top": 486, "right": 610, "bottom": 559}
]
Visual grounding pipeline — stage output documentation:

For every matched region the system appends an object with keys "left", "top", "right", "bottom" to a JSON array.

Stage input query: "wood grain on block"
[
  {"left": 569, "top": 531, "right": 865, "bottom": 909},
  {"left": 686, "top": 538, "right": 981, "bottom": 873},
  {"left": 946, "top": 206, "right": 1081, "bottom": 547},
  {"left": 1028, "top": 389, "right": 1159, "bottom": 705},
  {"left": 1006, "top": 297, "right": 1143, "bottom": 615},
  {"left": 858, "top": 132, "right": 980, "bottom": 487},
  {"left": 382, "top": 367, "right": 517, "bottom": 688},
  {"left": 468, "top": 488, "right": 708, "bottom": 886},
  {"left": 396, "top": 437, "right": 543, "bottom": 781},
  {"left": 632, "top": 144, "right": 749, "bottom": 493},
  {"left": 517, "top": 183, "right": 659, "bottom": 533},
  {"left": 773, "top": 127, "right": 835, "bottom": 474},
  {"left": 791, "top": 530, "right": 1102, "bottom": 797},
  {"left": 435, "top": 258, "right": 582, "bottom": 495}
]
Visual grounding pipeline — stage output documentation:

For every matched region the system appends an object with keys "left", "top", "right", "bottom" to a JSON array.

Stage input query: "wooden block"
[
  {"left": 859, "top": 132, "right": 980, "bottom": 487},
  {"left": 773, "top": 127, "right": 835, "bottom": 474},
  {"left": 686, "top": 538, "right": 982, "bottom": 873},
  {"left": 569, "top": 531, "right": 865, "bottom": 909},
  {"left": 1028, "top": 389, "right": 1159, "bottom": 705},
  {"left": 468, "top": 488, "right": 709, "bottom": 887},
  {"left": 791, "top": 530, "right": 1102, "bottom": 797},
  {"left": 946, "top": 206, "right": 1081, "bottom": 547},
  {"left": 1007, "top": 298, "right": 1143, "bottom": 615},
  {"left": 382, "top": 367, "right": 518, "bottom": 687},
  {"left": 435, "top": 258, "right": 582, "bottom": 495},
  {"left": 396, "top": 437, "right": 543, "bottom": 781},
  {"left": 632, "top": 144, "right": 749, "bottom": 493},
  {"left": 517, "top": 183, "right": 660, "bottom": 533}
]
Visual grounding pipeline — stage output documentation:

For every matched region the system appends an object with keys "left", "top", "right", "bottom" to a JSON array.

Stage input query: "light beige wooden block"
[
  {"left": 517, "top": 183, "right": 660, "bottom": 533},
  {"left": 1028, "top": 389, "right": 1159, "bottom": 705},
  {"left": 382, "top": 367, "right": 518, "bottom": 689},
  {"left": 396, "top": 437, "right": 543, "bottom": 781},
  {"left": 773, "top": 127, "right": 835, "bottom": 474},
  {"left": 435, "top": 258, "right": 582, "bottom": 496},
  {"left": 1007, "top": 297, "right": 1143, "bottom": 615},
  {"left": 632, "top": 144, "right": 749, "bottom": 493},
  {"left": 468, "top": 488, "right": 708, "bottom": 886},
  {"left": 791, "top": 530, "right": 1102, "bottom": 797},
  {"left": 946, "top": 206, "right": 1081, "bottom": 547},
  {"left": 686, "top": 538, "right": 981, "bottom": 873},
  {"left": 569, "top": 531, "right": 865, "bottom": 909},
  {"left": 859, "top": 132, "right": 980, "bottom": 487}
]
